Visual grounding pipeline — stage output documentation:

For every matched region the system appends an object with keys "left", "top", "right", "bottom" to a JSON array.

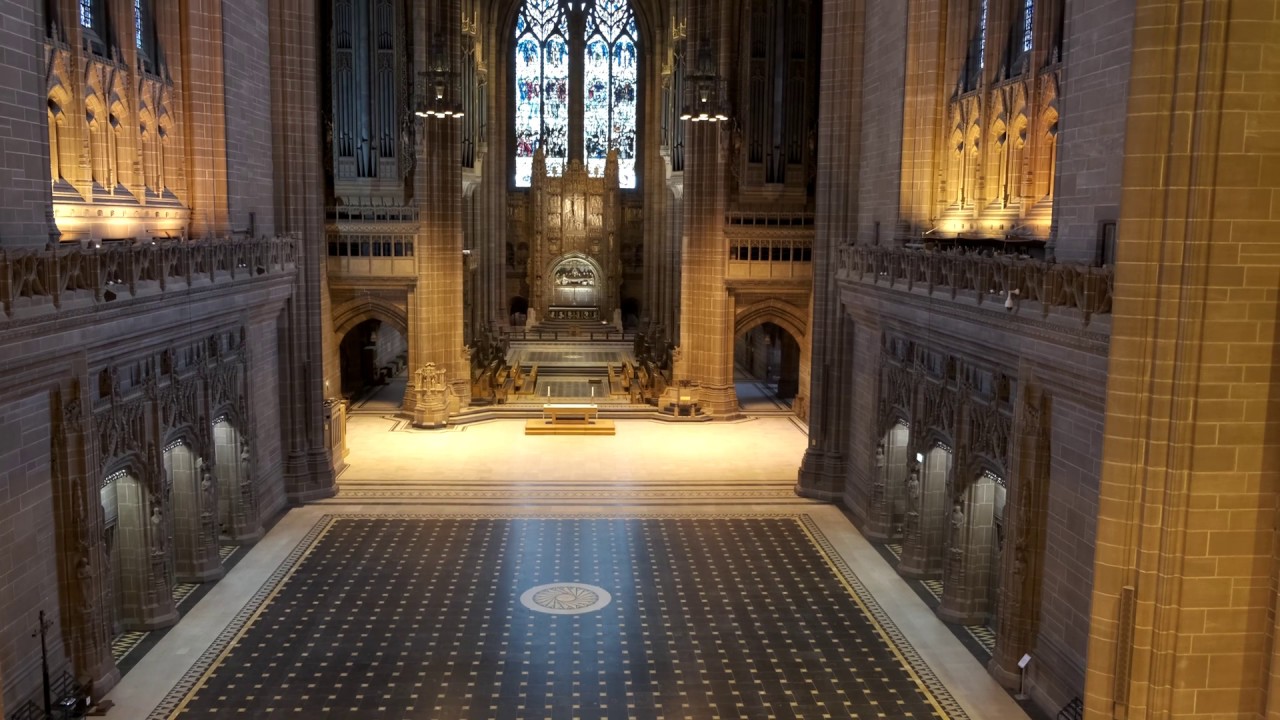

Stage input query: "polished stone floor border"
[{"left": 144, "top": 512, "right": 973, "bottom": 720}]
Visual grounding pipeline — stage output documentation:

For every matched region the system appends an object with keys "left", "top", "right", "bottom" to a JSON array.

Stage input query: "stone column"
[
  {"left": 408, "top": 0, "right": 470, "bottom": 419},
  {"left": 52, "top": 382, "right": 120, "bottom": 699},
  {"left": 674, "top": 0, "right": 737, "bottom": 418},
  {"left": 1084, "top": 2, "right": 1280, "bottom": 717},
  {"left": 796, "top": 0, "right": 866, "bottom": 498},
  {"left": 136, "top": 486, "right": 179, "bottom": 630},
  {"left": 269, "top": 0, "right": 337, "bottom": 501},
  {"left": 990, "top": 382, "right": 1049, "bottom": 688},
  {"left": 897, "top": 0, "right": 946, "bottom": 236}
]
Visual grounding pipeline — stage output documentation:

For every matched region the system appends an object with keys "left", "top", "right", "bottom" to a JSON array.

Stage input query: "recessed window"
[{"left": 514, "top": 0, "right": 639, "bottom": 189}]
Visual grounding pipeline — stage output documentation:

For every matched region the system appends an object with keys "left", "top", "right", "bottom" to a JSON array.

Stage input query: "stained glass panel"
[
  {"left": 135, "top": 0, "right": 143, "bottom": 49},
  {"left": 583, "top": 0, "right": 638, "bottom": 188},
  {"left": 977, "top": 0, "right": 989, "bottom": 72},
  {"left": 80, "top": 0, "right": 94, "bottom": 27},
  {"left": 1022, "top": 0, "right": 1034, "bottom": 52},
  {"left": 583, "top": 37, "right": 610, "bottom": 179},
  {"left": 543, "top": 34, "right": 569, "bottom": 178},
  {"left": 513, "top": 0, "right": 569, "bottom": 187}
]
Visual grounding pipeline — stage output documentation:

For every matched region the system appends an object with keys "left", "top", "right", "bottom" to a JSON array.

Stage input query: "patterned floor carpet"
[{"left": 157, "top": 516, "right": 965, "bottom": 719}]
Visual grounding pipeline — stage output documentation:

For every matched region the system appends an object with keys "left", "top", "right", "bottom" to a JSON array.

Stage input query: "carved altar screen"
[{"left": 527, "top": 151, "right": 621, "bottom": 322}]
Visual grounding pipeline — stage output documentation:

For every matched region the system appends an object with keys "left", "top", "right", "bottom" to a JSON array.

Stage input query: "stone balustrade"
[
  {"left": 837, "top": 244, "right": 1114, "bottom": 326},
  {"left": 0, "top": 235, "right": 298, "bottom": 322}
]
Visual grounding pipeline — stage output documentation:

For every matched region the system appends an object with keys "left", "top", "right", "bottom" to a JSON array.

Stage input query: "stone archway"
[
  {"left": 872, "top": 421, "right": 911, "bottom": 540},
  {"left": 332, "top": 297, "right": 409, "bottom": 341},
  {"left": 734, "top": 321, "right": 802, "bottom": 405},
  {"left": 733, "top": 298, "right": 811, "bottom": 416},
  {"left": 900, "top": 440, "right": 954, "bottom": 581},
  {"left": 98, "top": 459, "right": 177, "bottom": 633},
  {"left": 163, "top": 437, "right": 222, "bottom": 584},
  {"left": 338, "top": 319, "right": 408, "bottom": 401},
  {"left": 212, "top": 416, "right": 261, "bottom": 543}
]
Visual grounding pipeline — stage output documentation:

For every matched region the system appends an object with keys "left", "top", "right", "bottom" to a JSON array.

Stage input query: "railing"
[
  {"left": 1056, "top": 697, "right": 1083, "bottom": 720},
  {"left": 502, "top": 328, "right": 633, "bottom": 343},
  {"left": 326, "top": 235, "right": 417, "bottom": 278},
  {"left": 725, "top": 211, "right": 815, "bottom": 227},
  {"left": 837, "top": 245, "right": 1113, "bottom": 326},
  {"left": 0, "top": 235, "right": 298, "bottom": 322}
]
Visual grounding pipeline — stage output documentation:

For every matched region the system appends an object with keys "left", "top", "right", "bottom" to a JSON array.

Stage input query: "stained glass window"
[
  {"left": 513, "top": 0, "right": 639, "bottom": 189},
  {"left": 80, "top": 0, "right": 94, "bottom": 27},
  {"left": 135, "top": 0, "right": 144, "bottom": 49},
  {"left": 583, "top": 0, "right": 638, "bottom": 188},
  {"left": 977, "top": 0, "right": 989, "bottom": 72},
  {"left": 1022, "top": 0, "right": 1034, "bottom": 52},
  {"left": 514, "top": 0, "right": 569, "bottom": 187}
]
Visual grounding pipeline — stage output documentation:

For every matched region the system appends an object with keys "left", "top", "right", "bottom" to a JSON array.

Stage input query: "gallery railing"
[
  {"left": 837, "top": 245, "right": 1113, "bottom": 327},
  {"left": 501, "top": 328, "right": 634, "bottom": 343},
  {"left": 0, "top": 235, "right": 298, "bottom": 321}
]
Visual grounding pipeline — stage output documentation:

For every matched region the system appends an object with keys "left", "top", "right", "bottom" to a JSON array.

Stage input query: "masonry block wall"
[
  {"left": 0, "top": 0, "right": 331, "bottom": 710},
  {"left": 1085, "top": 1, "right": 1280, "bottom": 717},
  {"left": 0, "top": 0, "right": 52, "bottom": 246},
  {"left": 1051, "top": 0, "right": 1135, "bottom": 264},
  {"left": 856, "top": 0, "right": 908, "bottom": 246},
  {"left": 0, "top": 393, "right": 62, "bottom": 710},
  {"left": 222, "top": 0, "right": 278, "bottom": 237},
  {"left": 1034, "top": 395, "right": 1104, "bottom": 708}
]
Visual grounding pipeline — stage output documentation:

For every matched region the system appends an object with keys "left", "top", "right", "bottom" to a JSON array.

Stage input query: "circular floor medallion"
[{"left": 520, "top": 583, "right": 612, "bottom": 615}]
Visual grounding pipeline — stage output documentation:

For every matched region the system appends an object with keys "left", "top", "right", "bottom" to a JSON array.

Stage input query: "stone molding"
[
  {"left": 837, "top": 245, "right": 1113, "bottom": 328},
  {"left": 0, "top": 235, "right": 298, "bottom": 325}
]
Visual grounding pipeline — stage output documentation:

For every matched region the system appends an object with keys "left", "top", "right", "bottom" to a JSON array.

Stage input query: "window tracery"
[
  {"left": 583, "top": 0, "right": 637, "bottom": 187},
  {"left": 513, "top": 0, "right": 638, "bottom": 189},
  {"left": 514, "top": 0, "right": 569, "bottom": 187},
  {"left": 1022, "top": 0, "right": 1034, "bottom": 53}
]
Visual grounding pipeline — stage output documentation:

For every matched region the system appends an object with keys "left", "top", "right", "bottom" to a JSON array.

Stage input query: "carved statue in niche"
[
  {"left": 949, "top": 503, "right": 965, "bottom": 547},
  {"left": 200, "top": 469, "right": 217, "bottom": 546},
  {"left": 875, "top": 443, "right": 886, "bottom": 469},
  {"left": 905, "top": 468, "right": 920, "bottom": 504},
  {"left": 76, "top": 554, "right": 94, "bottom": 615},
  {"left": 150, "top": 503, "right": 165, "bottom": 551}
]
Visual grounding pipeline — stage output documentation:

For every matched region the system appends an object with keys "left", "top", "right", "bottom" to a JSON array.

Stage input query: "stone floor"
[{"left": 101, "top": 412, "right": 1028, "bottom": 720}]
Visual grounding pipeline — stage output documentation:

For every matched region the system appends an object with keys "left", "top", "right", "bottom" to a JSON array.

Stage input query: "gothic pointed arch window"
[
  {"left": 514, "top": 0, "right": 570, "bottom": 187},
  {"left": 513, "top": 0, "right": 640, "bottom": 189},
  {"left": 583, "top": 0, "right": 638, "bottom": 187}
]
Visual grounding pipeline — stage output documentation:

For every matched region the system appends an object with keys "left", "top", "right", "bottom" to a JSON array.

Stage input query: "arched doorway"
[
  {"left": 101, "top": 469, "right": 150, "bottom": 634},
  {"left": 900, "top": 442, "right": 953, "bottom": 580},
  {"left": 212, "top": 417, "right": 261, "bottom": 543},
  {"left": 164, "top": 439, "right": 221, "bottom": 583},
  {"left": 338, "top": 319, "right": 408, "bottom": 407},
  {"left": 876, "top": 421, "right": 910, "bottom": 537},
  {"left": 510, "top": 296, "right": 529, "bottom": 326},
  {"left": 733, "top": 322, "right": 801, "bottom": 411},
  {"left": 938, "top": 469, "right": 1007, "bottom": 629},
  {"left": 620, "top": 296, "right": 640, "bottom": 330}
]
